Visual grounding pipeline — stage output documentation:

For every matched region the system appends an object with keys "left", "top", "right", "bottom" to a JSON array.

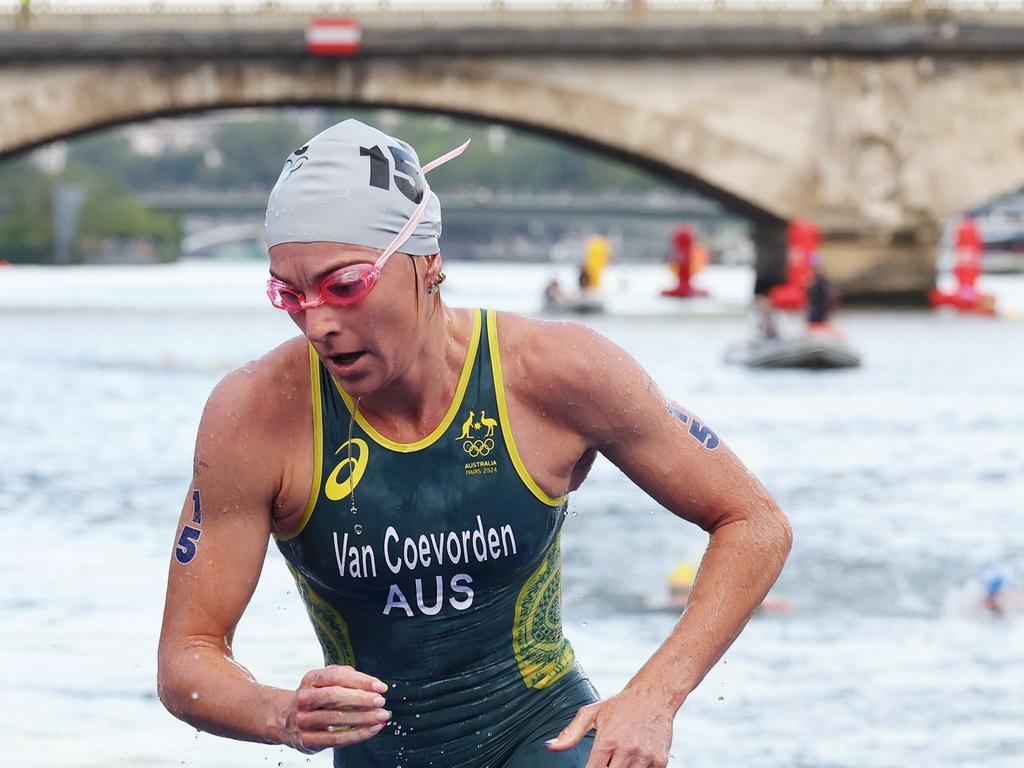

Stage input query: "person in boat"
[
  {"left": 753, "top": 295, "right": 780, "bottom": 341},
  {"left": 157, "top": 119, "right": 792, "bottom": 768},
  {"left": 582, "top": 231, "right": 612, "bottom": 289},
  {"left": 543, "top": 277, "right": 568, "bottom": 309},
  {"left": 577, "top": 263, "right": 594, "bottom": 295},
  {"left": 806, "top": 252, "right": 834, "bottom": 327}
]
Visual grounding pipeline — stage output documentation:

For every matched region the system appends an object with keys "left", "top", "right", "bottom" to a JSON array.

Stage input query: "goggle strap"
[
  {"left": 421, "top": 139, "right": 471, "bottom": 174},
  {"left": 373, "top": 139, "right": 472, "bottom": 268},
  {"left": 373, "top": 190, "right": 432, "bottom": 267}
]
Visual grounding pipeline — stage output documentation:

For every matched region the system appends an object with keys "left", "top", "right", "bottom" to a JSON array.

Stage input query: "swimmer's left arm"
[{"left": 540, "top": 324, "right": 792, "bottom": 766}]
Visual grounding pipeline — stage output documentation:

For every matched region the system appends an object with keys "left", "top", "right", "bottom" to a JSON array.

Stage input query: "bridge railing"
[{"left": 3, "top": 1, "right": 1024, "bottom": 31}]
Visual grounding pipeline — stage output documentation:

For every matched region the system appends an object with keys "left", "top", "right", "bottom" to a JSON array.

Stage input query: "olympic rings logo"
[{"left": 462, "top": 438, "right": 495, "bottom": 457}]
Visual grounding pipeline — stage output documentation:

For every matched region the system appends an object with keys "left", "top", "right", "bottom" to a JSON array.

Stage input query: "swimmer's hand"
[
  {"left": 282, "top": 665, "right": 391, "bottom": 754},
  {"left": 544, "top": 688, "right": 673, "bottom": 768}
]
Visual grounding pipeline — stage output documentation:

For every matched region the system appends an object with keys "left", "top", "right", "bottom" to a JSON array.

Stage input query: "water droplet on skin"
[{"left": 190, "top": 691, "right": 199, "bottom": 700}]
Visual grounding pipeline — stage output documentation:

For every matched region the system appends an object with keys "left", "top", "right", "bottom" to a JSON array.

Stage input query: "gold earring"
[{"left": 427, "top": 271, "right": 446, "bottom": 295}]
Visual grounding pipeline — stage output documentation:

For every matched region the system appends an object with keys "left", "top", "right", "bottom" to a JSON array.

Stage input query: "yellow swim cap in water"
[{"left": 668, "top": 561, "right": 698, "bottom": 588}]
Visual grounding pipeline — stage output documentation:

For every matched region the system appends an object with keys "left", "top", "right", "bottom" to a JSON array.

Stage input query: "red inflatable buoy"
[
  {"left": 768, "top": 219, "right": 819, "bottom": 310},
  {"left": 661, "top": 226, "right": 708, "bottom": 298},
  {"left": 929, "top": 218, "right": 996, "bottom": 316}
]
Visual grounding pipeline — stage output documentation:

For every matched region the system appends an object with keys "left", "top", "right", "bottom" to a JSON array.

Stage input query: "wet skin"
[{"left": 158, "top": 241, "right": 792, "bottom": 768}]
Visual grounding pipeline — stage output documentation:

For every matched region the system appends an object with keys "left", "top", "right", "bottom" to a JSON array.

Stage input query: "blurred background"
[{"left": 1, "top": 2, "right": 1022, "bottom": 767}]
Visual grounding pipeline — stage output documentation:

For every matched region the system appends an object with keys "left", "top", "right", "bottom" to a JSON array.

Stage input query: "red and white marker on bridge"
[{"left": 306, "top": 18, "right": 362, "bottom": 56}]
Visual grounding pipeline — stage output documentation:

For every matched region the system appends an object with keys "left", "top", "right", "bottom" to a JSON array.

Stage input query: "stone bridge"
[{"left": 3, "top": 2, "right": 1024, "bottom": 299}]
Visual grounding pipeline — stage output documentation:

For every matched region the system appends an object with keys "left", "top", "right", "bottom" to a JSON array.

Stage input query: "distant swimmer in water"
[
  {"left": 944, "top": 562, "right": 1024, "bottom": 617},
  {"left": 977, "top": 563, "right": 1023, "bottom": 615},
  {"left": 668, "top": 560, "right": 794, "bottom": 615},
  {"left": 157, "top": 119, "right": 792, "bottom": 768},
  {"left": 983, "top": 566, "right": 1006, "bottom": 614}
]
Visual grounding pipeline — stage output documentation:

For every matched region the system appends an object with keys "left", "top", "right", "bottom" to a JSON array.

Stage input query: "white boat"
[
  {"left": 541, "top": 295, "right": 606, "bottom": 315},
  {"left": 724, "top": 333, "right": 861, "bottom": 370}
]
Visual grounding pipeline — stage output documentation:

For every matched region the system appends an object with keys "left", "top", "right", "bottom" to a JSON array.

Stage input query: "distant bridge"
[
  {"left": 140, "top": 187, "right": 727, "bottom": 219},
  {"left": 5, "top": 2, "right": 1024, "bottom": 299},
  {"left": 180, "top": 221, "right": 264, "bottom": 257},
  {"left": 164, "top": 188, "right": 734, "bottom": 260}
]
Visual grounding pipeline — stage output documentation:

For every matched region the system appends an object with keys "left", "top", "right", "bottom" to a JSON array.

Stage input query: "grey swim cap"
[{"left": 265, "top": 119, "right": 444, "bottom": 255}]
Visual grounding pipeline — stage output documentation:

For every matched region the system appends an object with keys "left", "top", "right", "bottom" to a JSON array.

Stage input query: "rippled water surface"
[{"left": 2, "top": 261, "right": 1022, "bottom": 767}]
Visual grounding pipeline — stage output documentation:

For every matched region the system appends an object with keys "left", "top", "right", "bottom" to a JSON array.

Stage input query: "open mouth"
[{"left": 330, "top": 351, "right": 366, "bottom": 367}]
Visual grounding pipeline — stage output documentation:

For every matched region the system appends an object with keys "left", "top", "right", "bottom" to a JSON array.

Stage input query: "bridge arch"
[
  {"left": 1, "top": 57, "right": 792, "bottom": 226},
  {"left": 13, "top": 31, "right": 1024, "bottom": 298}
]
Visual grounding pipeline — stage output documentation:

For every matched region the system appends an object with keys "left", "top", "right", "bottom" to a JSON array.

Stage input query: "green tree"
[
  {"left": 64, "top": 162, "right": 181, "bottom": 262},
  {"left": 204, "top": 118, "right": 307, "bottom": 189},
  {"left": 322, "top": 108, "right": 664, "bottom": 193},
  {"left": 148, "top": 149, "right": 207, "bottom": 187},
  {"left": 67, "top": 131, "right": 208, "bottom": 190},
  {"left": 66, "top": 132, "right": 143, "bottom": 189},
  {"left": 0, "top": 157, "right": 53, "bottom": 263}
]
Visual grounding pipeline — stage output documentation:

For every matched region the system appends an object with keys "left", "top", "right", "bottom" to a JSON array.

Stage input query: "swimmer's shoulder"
[
  {"left": 490, "top": 309, "right": 634, "bottom": 381},
  {"left": 171, "top": 339, "right": 312, "bottom": 534},
  {"left": 486, "top": 310, "right": 639, "bottom": 417},
  {"left": 192, "top": 337, "right": 313, "bottom": 516},
  {"left": 199, "top": 336, "right": 312, "bottom": 446}
]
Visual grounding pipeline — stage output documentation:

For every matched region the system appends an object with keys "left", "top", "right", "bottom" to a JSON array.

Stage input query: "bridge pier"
[
  {"left": 752, "top": 221, "right": 940, "bottom": 305},
  {"left": 751, "top": 223, "right": 788, "bottom": 296},
  {"left": 817, "top": 226, "right": 940, "bottom": 305}
]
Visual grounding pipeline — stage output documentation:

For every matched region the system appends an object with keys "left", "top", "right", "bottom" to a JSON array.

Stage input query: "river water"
[{"left": 1, "top": 260, "right": 1022, "bottom": 768}]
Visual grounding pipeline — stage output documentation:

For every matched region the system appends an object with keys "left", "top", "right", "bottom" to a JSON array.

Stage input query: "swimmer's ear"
[{"left": 424, "top": 253, "right": 443, "bottom": 286}]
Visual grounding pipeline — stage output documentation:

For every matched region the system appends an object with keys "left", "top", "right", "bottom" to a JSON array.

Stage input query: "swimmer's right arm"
[{"left": 157, "top": 365, "right": 390, "bottom": 752}]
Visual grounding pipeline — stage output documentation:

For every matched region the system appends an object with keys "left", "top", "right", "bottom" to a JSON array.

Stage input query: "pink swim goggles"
[{"left": 267, "top": 139, "right": 469, "bottom": 313}]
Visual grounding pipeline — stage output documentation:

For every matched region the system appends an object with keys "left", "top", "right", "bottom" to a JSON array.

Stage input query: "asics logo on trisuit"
[{"left": 325, "top": 438, "right": 369, "bottom": 501}]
